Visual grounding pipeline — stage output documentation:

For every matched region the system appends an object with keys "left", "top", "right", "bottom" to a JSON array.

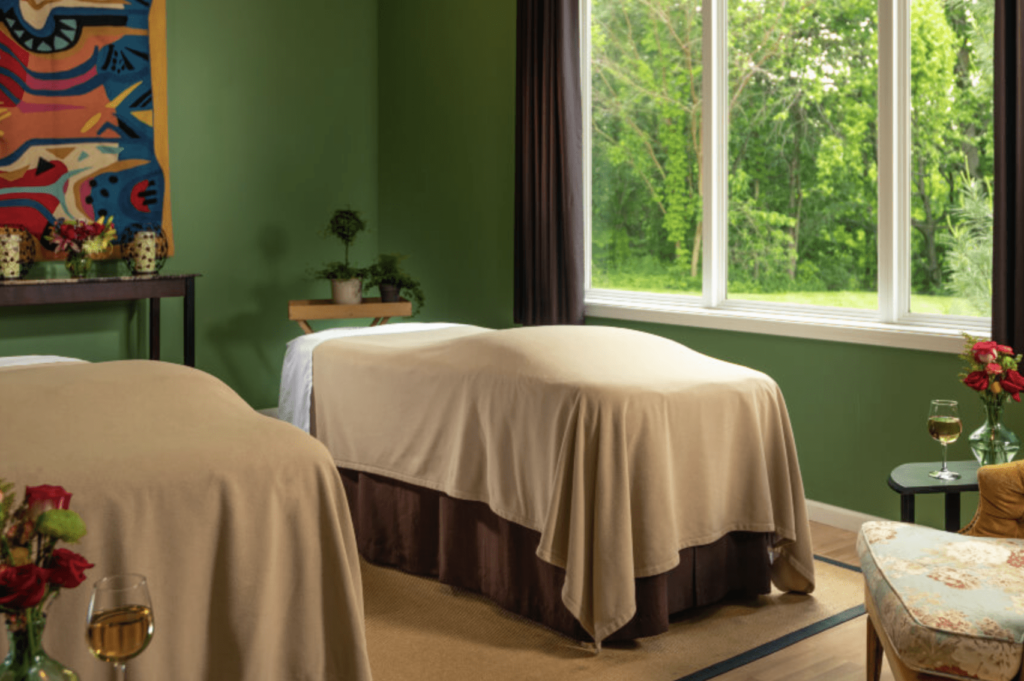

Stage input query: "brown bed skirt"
[{"left": 339, "top": 467, "right": 773, "bottom": 642}]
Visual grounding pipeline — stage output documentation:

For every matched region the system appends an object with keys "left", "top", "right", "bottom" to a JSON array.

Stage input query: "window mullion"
[
  {"left": 894, "top": 0, "right": 912, "bottom": 321},
  {"left": 701, "top": 0, "right": 728, "bottom": 309},
  {"left": 877, "top": 0, "right": 911, "bottom": 323},
  {"left": 582, "top": 0, "right": 593, "bottom": 292}
]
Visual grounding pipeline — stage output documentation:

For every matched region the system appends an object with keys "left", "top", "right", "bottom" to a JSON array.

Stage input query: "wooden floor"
[{"left": 715, "top": 521, "right": 894, "bottom": 681}]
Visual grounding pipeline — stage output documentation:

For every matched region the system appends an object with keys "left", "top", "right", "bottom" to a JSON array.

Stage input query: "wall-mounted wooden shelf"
[{"left": 288, "top": 297, "right": 412, "bottom": 334}]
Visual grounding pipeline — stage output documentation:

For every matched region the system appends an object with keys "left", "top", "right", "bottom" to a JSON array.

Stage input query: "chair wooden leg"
[{"left": 867, "top": 613, "right": 884, "bottom": 681}]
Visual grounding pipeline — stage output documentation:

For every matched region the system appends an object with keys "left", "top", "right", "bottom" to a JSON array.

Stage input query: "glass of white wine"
[
  {"left": 928, "top": 399, "right": 962, "bottom": 480},
  {"left": 86, "top": 574, "right": 155, "bottom": 681}
]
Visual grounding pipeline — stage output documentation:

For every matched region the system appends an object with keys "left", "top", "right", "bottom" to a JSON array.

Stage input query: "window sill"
[{"left": 585, "top": 289, "right": 990, "bottom": 354}]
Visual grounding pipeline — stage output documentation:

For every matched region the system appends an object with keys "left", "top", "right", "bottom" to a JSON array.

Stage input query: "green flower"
[{"left": 36, "top": 509, "right": 86, "bottom": 543}]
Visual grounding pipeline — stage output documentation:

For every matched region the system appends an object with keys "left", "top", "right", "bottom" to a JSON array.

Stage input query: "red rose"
[
  {"left": 0, "top": 565, "right": 48, "bottom": 609},
  {"left": 973, "top": 341, "right": 1000, "bottom": 364},
  {"left": 46, "top": 549, "right": 94, "bottom": 589},
  {"left": 997, "top": 344, "right": 1015, "bottom": 356},
  {"left": 1002, "top": 370, "right": 1024, "bottom": 402},
  {"left": 986, "top": 362, "right": 1004, "bottom": 376},
  {"left": 964, "top": 371, "right": 989, "bottom": 392},
  {"left": 24, "top": 485, "right": 72, "bottom": 521}
]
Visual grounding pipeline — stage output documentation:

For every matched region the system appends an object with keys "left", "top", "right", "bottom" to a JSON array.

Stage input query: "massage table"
[
  {"left": 0, "top": 357, "right": 372, "bottom": 681},
  {"left": 280, "top": 323, "right": 816, "bottom": 645}
]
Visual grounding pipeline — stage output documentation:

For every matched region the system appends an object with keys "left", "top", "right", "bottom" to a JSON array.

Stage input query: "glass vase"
[
  {"left": 64, "top": 252, "right": 91, "bottom": 278},
  {"left": 968, "top": 401, "right": 1021, "bottom": 466},
  {"left": 0, "top": 611, "right": 78, "bottom": 681}
]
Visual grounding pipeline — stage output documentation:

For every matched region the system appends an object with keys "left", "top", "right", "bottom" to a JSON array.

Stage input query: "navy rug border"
[{"left": 673, "top": 555, "right": 865, "bottom": 681}]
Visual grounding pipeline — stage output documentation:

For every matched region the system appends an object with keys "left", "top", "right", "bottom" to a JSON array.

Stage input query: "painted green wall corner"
[
  {"left": 374, "top": 0, "right": 1017, "bottom": 526},
  {"left": 0, "top": 0, "right": 381, "bottom": 409},
  {"left": 377, "top": 0, "right": 516, "bottom": 328}
]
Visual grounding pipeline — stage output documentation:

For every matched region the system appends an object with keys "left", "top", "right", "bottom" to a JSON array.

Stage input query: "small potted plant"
[
  {"left": 364, "top": 253, "right": 425, "bottom": 315},
  {"left": 312, "top": 209, "right": 369, "bottom": 305}
]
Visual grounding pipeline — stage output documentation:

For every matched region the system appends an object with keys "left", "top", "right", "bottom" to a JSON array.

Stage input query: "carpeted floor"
[{"left": 361, "top": 555, "right": 865, "bottom": 681}]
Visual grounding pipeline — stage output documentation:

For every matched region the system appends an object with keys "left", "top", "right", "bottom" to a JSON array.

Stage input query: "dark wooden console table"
[{"left": 0, "top": 274, "right": 200, "bottom": 366}]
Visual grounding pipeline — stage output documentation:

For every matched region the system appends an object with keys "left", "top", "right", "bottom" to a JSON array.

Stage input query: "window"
[{"left": 585, "top": 0, "right": 993, "bottom": 352}]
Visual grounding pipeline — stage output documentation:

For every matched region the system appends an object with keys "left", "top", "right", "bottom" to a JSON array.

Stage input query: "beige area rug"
[{"left": 361, "top": 556, "right": 865, "bottom": 681}]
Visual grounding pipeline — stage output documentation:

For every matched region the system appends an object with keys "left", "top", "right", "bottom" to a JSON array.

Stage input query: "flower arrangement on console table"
[
  {"left": 959, "top": 337, "right": 1024, "bottom": 465},
  {"left": 0, "top": 481, "right": 93, "bottom": 681},
  {"left": 41, "top": 217, "right": 116, "bottom": 278}
]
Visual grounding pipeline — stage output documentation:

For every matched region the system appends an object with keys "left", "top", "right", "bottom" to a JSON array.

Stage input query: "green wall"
[
  {"left": 376, "top": 0, "right": 1021, "bottom": 526},
  {"left": 2, "top": 0, "right": 1013, "bottom": 525},
  {"left": 377, "top": 0, "right": 516, "bottom": 326},
  {"left": 0, "top": 0, "right": 380, "bottom": 408}
]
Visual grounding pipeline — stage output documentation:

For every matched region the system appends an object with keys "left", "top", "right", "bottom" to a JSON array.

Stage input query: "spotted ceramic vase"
[
  {"left": 132, "top": 231, "right": 158, "bottom": 274},
  {"left": 0, "top": 231, "right": 23, "bottom": 280}
]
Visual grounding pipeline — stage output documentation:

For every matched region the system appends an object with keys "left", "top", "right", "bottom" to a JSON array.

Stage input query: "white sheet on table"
[
  {"left": 278, "top": 323, "right": 467, "bottom": 432},
  {"left": 0, "top": 355, "right": 85, "bottom": 368}
]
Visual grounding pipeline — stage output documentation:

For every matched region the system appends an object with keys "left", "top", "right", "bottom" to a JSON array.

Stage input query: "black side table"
[{"left": 887, "top": 460, "right": 980, "bottom": 532}]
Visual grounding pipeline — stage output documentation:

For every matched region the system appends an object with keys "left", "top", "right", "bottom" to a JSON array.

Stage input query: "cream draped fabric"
[
  {"left": 0, "top": 360, "right": 372, "bottom": 681},
  {"left": 312, "top": 324, "right": 815, "bottom": 643}
]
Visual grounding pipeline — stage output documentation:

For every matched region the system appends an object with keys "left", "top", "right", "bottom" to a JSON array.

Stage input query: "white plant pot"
[{"left": 331, "top": 278, "right": 362, "bottom": 305}]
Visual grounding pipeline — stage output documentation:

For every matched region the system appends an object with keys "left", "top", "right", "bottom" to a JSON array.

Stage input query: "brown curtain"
[
  {"left": 993, "top": 0, "right": 1024, "bottom": 349},
  {"left": 514, "top": 0, "right": 585, "bottom": 326}
]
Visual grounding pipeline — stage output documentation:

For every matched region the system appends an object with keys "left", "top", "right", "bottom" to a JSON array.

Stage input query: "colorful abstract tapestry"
[{"left": 0, "top": 0, "right": 170, "bottom": 258}]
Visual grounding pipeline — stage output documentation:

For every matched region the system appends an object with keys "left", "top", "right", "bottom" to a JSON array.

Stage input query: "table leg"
[
  {"left": 944, "top": 492, "right": 961, "bottom": 532},
  {"left": 900, "top": 494, "right": 915, "bottom": 524},
  {"left": 297, "top": 320, "right": 314, "bottom": 335},
  {"left": 149, "top": 297, "right": 161, "bottom": 361},
  {"left": 184, "top": 277, "right": 196, "bottom": 367}
]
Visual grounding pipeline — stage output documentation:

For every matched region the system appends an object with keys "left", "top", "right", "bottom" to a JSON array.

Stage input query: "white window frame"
[{"left": 582, "top": 0, "right": 991, "bottom": 354}]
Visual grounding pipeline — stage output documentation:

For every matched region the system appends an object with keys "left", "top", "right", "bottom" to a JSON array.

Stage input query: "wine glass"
[
  {"left": 86, "top": 574, "right": 155, "bottom": 681},
  {"left": 928, "top": 399, "right": 962, "bottom": 480}
]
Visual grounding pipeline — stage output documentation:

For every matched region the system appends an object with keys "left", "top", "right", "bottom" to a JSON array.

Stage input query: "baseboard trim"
[{"left": 805, "top": 499, "right": 886, "bottom": 532}]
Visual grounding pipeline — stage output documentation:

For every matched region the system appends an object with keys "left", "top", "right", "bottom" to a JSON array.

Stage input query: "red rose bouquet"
[
  {"left": 41, "top": 216, "right": 115, "bottom": 278},
  {"left": 959, "top": 337, "right": 1024, "bottom": 465},
  {"left": 0, "top": 480, "right": 93, "bottom": 676},
  {"left": 959, "top": 339, "right": 1024, "bottom": 404},
  {"left": 41, "top": 217, "right": 115, "bottom": 257}
]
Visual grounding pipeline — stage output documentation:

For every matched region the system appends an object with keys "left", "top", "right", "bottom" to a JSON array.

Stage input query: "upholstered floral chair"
[{"left": 858, "top": 461, "right": 1024, "bottom": 681}]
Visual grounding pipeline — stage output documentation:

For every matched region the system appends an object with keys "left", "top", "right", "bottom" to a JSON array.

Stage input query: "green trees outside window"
[{"left": 590, "top": 0, "right": 993, "bottom": 317}]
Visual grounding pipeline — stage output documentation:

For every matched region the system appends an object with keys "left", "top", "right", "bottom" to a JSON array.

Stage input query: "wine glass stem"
[
  {"left": 941, "top": 442, "right": 949, "bottom": 471},
  {"left": 117, "top": 662, "right": 127, "bottom": 681}
]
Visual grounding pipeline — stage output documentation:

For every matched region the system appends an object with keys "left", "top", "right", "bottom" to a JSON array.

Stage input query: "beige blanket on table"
[
  {"left": 312, "top": 325, "right": 815, "bottom": 643},
  {"left": 0, "top": 361, "right": 372, "bottom": 681}
]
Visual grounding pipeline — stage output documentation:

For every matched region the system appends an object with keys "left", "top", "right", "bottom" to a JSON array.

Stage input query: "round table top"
[{"left": 887, "top": 460, "right": 981, "bottom": 494}]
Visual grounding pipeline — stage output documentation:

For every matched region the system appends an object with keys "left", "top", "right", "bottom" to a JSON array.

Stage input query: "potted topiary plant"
[
  {"left": 312, "top": 209, "right": 369, "bottom": 305},
  {"left": 364, "top": 253, "right": 425, "bottom": 315}
]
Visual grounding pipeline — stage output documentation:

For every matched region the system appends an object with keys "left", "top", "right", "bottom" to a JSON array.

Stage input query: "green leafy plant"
[
  {"left": 364, "top": 254, "right": 425, "bottom": 315},
  {"left": 939, "top": 173, "right": 993, "bottom": 317},
  {"left": 312, "top": 209, "right": 368, "bottom": 281},
  {"left": 311, "top": 261, "right": 365, "bottom": 282}
]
